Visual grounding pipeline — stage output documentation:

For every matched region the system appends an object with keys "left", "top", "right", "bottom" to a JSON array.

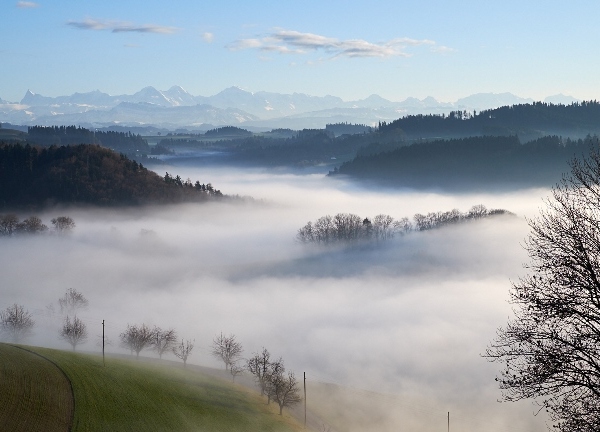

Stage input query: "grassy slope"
[
  {"left": 2, "top": 344, "right": 304, "bottom": 432},
  {"left": 0, "top": 344, "right": 73, "bottom": 432}
]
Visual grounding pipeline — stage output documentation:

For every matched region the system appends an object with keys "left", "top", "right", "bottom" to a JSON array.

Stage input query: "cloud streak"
[
  {"left": 16, "top": 1, "right": 39, "bottom": 8},
  {"left": 66, "top": 18, "right": 178, "bottom": 35},
  {"left": 228, "top": 29, "right": 440, "bottom": 59}
]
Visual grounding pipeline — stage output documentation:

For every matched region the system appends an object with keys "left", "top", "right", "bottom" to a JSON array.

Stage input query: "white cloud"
[
  {"left": 431, "top": 45, "right": 457, "bottom": 55},
  {"left": 228, "top": 29, "right": 446, "bottom": 60},
  {"left": 16, "top": 1, "right": 39, "bottom": 8},
  {"left": 66, "top": 18, "right": 178, "bottom": 35},
  {"left": 201, "top": 32, "right": 214, "bottom": 43}
]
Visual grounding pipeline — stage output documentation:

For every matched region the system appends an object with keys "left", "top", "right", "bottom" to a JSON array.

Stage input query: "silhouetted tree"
[
  {"left": 16, "top": 216, "right": 47, "bottom": 234},
  {"left": 152, "top": 327, "right": 177, "bottom": 359},
  {"left": 486, "top": 145, "right": 600, "bottom": 432},
  {"left": 247, "top": 348, "right": 273, "bottom": 397},
  {"left": 60, "top": 315, "right": 88, "bottom": 350},
  {"left": 212, "top": 332, "right": 243, "bottom": 370},
  {"left": 58, "top": 288, "right": 89, "bottom": 315},
  {"left": 267, "top": 359, "right": 302, "bottom": 415},
  {"left": 120, "top": 324, "right": 154, "bottom": 359},
  {"left": 0, "top": 214, "right": 19, "bottom": 236},
  {"left": 51, "top": 216, "right": 76, "bottom": 235},
  {"left": 0, "top": 304, "right": 34, "bottom": 343},
  {"left": 172, "top": 339, "right": 194, "bottom": 368}
]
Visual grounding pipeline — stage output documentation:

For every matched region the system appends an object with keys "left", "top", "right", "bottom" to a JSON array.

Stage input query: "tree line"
[
  {"left": 27, "top": 125, "right": 150, "bottom": 156},
  {"left": 378, "top": 101, "right": 600, "bottom": 139},
  {"left": 0, "top": 214, "right": 75, "bottom": 236},
  {"left": 297, "top": 205, "right": 511, "bottom": 244},
  {"left": 330, "top": 135, "right": 596, "bottom": 190},
  {"left": 1, "top": 289, "right": 303, "bottom": 416},
  {"left": 0, "top": 142, "right": 225, "bottom": 209}
]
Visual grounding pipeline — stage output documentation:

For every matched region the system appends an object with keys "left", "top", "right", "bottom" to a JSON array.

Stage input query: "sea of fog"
[{"left": 0, "top": 164, "right": 554, "bottom": 431}]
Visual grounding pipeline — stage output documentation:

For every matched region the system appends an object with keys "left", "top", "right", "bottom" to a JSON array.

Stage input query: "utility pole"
[
  {"left": 448, "top": 411, "right": 450, "bottom": 432},
  {"left": 304, "top": 372, "right": 307, "bottom": 428},
  {"left": 102, "top": 320, "right": 105, "bottom": 367}
]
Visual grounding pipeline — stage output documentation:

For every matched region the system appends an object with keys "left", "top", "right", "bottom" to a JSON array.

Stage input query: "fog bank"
[{"left": 0, "top": 167, "right": 551, "bottom": 431}]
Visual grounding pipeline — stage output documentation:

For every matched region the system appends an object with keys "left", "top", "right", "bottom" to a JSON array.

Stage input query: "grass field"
[
  {"left": 0, "top": 344, "right": 73, "bottom": 432},
  {"left": 0, "top": 344, "right": 305, "bottom": 432}
]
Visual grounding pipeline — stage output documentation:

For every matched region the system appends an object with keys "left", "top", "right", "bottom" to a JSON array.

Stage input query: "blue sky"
[{"left": 2, "top": 0, "right": 599, "bottom": 102}]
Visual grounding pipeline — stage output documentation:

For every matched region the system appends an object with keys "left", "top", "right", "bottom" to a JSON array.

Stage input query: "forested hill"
[
  {"left": 0, "top": 143, "right": 223, "bottom": 210},
  {"left": 378, "top": 101, "right": 600, "bottom": 140},
  {"left": 27, "top": 125, "right": 150, "bottom": 156},
  {"left": 331, "top": 135, "right": 596, "bottom": 190}
]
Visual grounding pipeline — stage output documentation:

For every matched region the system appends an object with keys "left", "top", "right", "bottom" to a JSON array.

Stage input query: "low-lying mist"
[{"left": 0, "top": 165, "right": 552, "bottom": 431}]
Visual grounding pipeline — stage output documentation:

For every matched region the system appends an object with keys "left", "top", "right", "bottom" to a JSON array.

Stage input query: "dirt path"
[{"left": 0, "top": 344, "right": 74, "bottom": 432}]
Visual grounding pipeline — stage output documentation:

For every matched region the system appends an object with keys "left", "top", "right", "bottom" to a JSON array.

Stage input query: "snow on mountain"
[
  {"left": 2, "top": 86, "right": 582, "bottom": 129},
  {"left": 455, "top": 93, "right": 534, "bottom": 111}
]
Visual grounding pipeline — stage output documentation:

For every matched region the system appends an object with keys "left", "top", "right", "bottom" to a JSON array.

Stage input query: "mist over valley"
[{"left": 0, "top": 161, "right": 551, "bottom": 431}]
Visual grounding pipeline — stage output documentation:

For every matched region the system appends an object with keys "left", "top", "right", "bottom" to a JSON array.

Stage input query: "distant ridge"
[{"left": 0, "top": 86, "right": 583, "bottom": 130}]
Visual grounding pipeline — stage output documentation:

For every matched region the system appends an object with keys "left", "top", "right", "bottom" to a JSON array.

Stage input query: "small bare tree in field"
[
  {"left": 152, "top": 327, "right": 178, "bottom": 359},
  {"left": 172, "top": 339, "right": 194, "bottom": 368},
  {"left": 60, "top": 315, "right": 88, "bottom": 350},
  {"left": 212, "top": 332, "right": 243, "bottom": 370},
  {"left": 59, "top": 288, "right": 89, "bottom": 315},
  {"left": 0, "top": 304, "right": 34, "bottom": 343},
  {"left": 230, "top": 361, "right": 244, "bottom": 382},
  {"left": 120, "top": 324, "right": 154, "bottom": 359},
  {"left": 247, "top": 347, "right": 272, "bottom": 396},
  {"left": 268, "top": 361, "right": 302, "bottom": 415}
]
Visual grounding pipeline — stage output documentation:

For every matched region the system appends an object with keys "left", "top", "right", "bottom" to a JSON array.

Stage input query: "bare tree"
[
  {"left": 264, "top": 357, "right": 285, "bottom": 405},
  {"left": 152, "top": 327, "right": 178, "bottom": 359},
  {"left": 172, "top": 339, "right": 194, "bottom": 368},
  {"left": 16, "top": 216, "right": 48, "bottom": 234},
  {"left": 0, "top": 304, "right": 34, "bottom": 343},
  {"left": 0, "top": 214, "right": 19, "bottom": 236},
  {"left": 212, "top": 332, "right": 243, "bottom": 370},
  {"left": 486, "top": 146, "right": 600, "bottom": 432},
  {"left": 120, "top": 324, "right": 154, "bottom": 359},
  {"left": 51, "top": 216, "right": 76, "bottom": 235},
  {"left": 59, "top": 288, "right": 89, "bottom": 315},
  {"left": 230, "top": 361, "right": 244, "bottom": 382},
  {"left": 268, "top": 364, "right": 302, "bottom": 415},
  {"left": 60, "top": 315, "right": 88, "bottom": 350},
  {"left": 247, "top": 347, "right": 272, "bottom": 397}
]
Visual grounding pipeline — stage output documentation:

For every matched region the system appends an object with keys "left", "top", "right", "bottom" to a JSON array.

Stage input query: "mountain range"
[{"left": 0, "top": 86, "right": 581, "bottom": 131}]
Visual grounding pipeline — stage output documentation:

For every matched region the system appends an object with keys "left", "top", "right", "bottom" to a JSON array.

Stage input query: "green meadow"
[{"left": 0, "top": 343, "right": 304, "bottom": 432}]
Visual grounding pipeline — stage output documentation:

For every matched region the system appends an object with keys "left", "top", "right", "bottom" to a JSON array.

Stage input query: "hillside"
[
  {"left": 0, "top": 344, "right": 304, "bottom": 432},
  {"left": 331, "top": 135, "right": 595, "bottom": 190},
  {"left": 0, "top": 143, "right": 223, "bottom": 210}
]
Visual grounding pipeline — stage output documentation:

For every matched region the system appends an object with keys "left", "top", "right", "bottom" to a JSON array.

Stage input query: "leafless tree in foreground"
[
  {"left": 58, "top": 288, "right": 89, "bottom": 315},
  {"left": 120, "top": 324, "right": 154, "bottom": 359},
  {"left": 60, "top": 315, "right": 88, "bottom": 350},
  {"left": 0, "top": 303, "right": 34, "bottom": 343},
  {"left": 172, "top": 339, "right": 194, "bottom": 368},
  {"left": 152, "top": 327, "right": 178, "bottom": 359},
  {"left": 486, "top": 143, "right": 600, "bottom": 432},
  {"left": 247, "top": 347, "right": 272, "bottom": 396},
  {"left": 212, "top": 332, "right": 243, "bottom": 370}
]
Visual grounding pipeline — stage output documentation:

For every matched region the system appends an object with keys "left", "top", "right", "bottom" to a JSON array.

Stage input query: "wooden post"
[
  {"left": 102, "top": 320, "right": 105, "bottom": 367},
  {"left": 304, "top": 372, "right": 307, "bottom": 428}
]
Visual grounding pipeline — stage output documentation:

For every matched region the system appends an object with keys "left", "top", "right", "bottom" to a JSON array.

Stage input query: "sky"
[{"left": 2, "top": 0, "right": 600, "bottom": 103}]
